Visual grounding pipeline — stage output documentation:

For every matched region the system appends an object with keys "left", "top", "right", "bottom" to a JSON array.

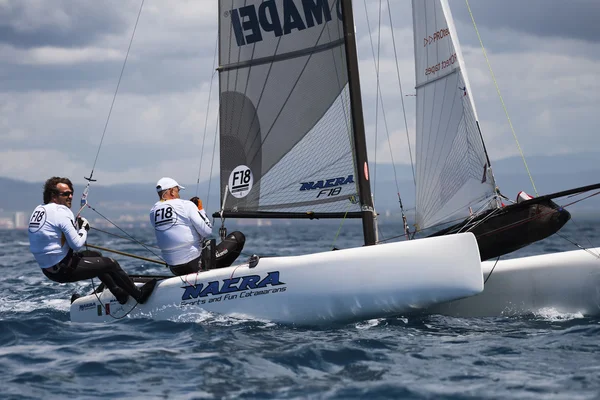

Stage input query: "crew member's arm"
[
  {"left": 186, "top": 201, "right": 212, "bottom": 238},
  {"left": 57, "top": 208, "right": 88, "bottom": 250}
]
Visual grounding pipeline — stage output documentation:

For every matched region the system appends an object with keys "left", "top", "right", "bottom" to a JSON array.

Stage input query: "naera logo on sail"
[
  {"left": 181, "top": 271, "right": 285, "bottom": 300},
  {"left": 300, "top": 175, "right": 354, "bottom": 198},
  {"left": 299, "top": 175, "right": 354, "bottom": 191},
  {"left": 228, "top": 0, "right": 340, "bottom": 46}
]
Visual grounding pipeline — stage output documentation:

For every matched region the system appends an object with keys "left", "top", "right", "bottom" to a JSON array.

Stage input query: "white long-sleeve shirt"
[
  {"left": 149, "top": 198, "right": 213, "bottom": 266},
  {"left": 28, "top": 203, "right": 88, "bottom": 268}
]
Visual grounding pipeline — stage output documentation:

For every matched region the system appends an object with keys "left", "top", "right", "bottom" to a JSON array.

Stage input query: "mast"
[{"left": 340, "top": 0, "right": 377, "bottom": 246}]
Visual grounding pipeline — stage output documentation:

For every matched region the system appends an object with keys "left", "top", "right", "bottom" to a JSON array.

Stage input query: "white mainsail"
[
  {"left": 218, "top": 0, "right": 361, "bottom": 215},
  {"left": 412, "top": 0, "right": 497, "bottom": 230}
]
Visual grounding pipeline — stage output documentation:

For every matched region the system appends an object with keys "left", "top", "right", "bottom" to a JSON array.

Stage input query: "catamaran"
[
  {"left": 70, "top": 0, "right": 600, "bottom": 323},
  {"left": 70, "top": 0, "right": 484, "bottom": 324}
]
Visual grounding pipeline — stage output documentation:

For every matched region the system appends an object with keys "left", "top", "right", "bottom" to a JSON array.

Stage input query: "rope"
[
  {"left": 484, "top": 257, "right": 500, "bottom": 284},
  {"left": 464, "top": 0, "right": 537, "bottom": 195},
  {"left": 456, "top": 205, "right": 503, "bottom": 234},
  {"left": 90, "top": 226, "right": 159, "bottom": 249},
  {"left": 90, "top": 276, "right": 140, "bottom": 320},
  {"left": 86, "top": 203, "right": 165, "bottom": 262},
  {"left": 86, "top": 244, "right": 166, "bottom": 266},
  {"left": 561, "top": 190, "right": 600, "bottom": 208},
  {"left": 330, "top": 202, "right": 352, "bottom": 250}
]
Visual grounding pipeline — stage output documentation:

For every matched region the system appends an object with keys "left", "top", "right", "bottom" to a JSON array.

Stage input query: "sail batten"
[
  {"left": 414, "top": 66, "right": 461, "bottom": 90},
  {"left": 219, "top": 38, "right": 345, "bottom": 72}
]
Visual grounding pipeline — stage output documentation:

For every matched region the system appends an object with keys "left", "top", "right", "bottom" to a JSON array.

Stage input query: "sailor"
[
  {"left": 28, "top": 177, "right": 156, "bottom": 305},
  {"left": 150, "top": 177, "right": 213, "bottom": 276}
]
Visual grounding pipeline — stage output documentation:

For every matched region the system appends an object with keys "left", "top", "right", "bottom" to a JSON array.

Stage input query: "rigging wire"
[
  {"left": 484, "top": 257, "right": 500, "bottom": 284},
  {"left": 85, "top": 0, "right": 145, "bottom": 186},
  {"left": 77, "top": 0, "right": 145, "bottom": 219},
  {"left": 374, "top": 0, "right": 382, "bottom": 194},
  {"left": 90, "top": 226, "right": 160, "bottom": 249},
  {"left": 386, "top": 0, "right": 415, "bottom": 186},
  {"left": 555, "top": 231, "right": 600, "bottom": 259},
  {"left": 195, "top": 36, "right": 219, "bottom": 197},
  {"left": 464, "top": 0, "right": 538, "bottom": 195},
  {"left": 361, "top": 0, "right": 383, "bottom": 192},
  {"left": 362, "top": 0, "right": 412, "bottom": 239},
  {"left": 206, "top": 108, "right": 220, "bottom": 213},
  {"left": 85, "top": 203, "right": 165, "bottom": 263}
]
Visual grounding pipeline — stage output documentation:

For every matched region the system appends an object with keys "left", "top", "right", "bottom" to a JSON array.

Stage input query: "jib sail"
[{"left": 412, "top": 0, "right": 498, "bottom": 230}]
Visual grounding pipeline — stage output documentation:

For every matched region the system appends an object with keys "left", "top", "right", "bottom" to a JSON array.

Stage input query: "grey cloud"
[
  {"left": 1, "top": 63, "right": 118, "bottom": 91},
  {"left": 0, "top": 1, "right": 132, "bottom": 48},
  {"left": 1, "top": 54, "right": 216, "bottom": 94},
  {"left": 449, "top": 0, "right": 600, "bottom": 43}
]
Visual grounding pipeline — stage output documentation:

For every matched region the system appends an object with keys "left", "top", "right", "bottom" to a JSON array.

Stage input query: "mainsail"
[
  {"left": 218, "top": 0, "right": 366, "bottom": 219},
  {"left": 412, "top": 0, "right": 497, "bottom": 231}
]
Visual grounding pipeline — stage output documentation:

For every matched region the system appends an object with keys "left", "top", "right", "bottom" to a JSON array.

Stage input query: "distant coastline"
[{"left": 8, "top": 153, "right": 600, "bottom": 230}]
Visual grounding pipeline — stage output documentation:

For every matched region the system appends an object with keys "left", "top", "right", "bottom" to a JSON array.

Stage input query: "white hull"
[
  {"left": 71, "top": 233, "right": 483, "bottom": 324},
  {"left": 425, "top": 247, "right": 600, "bottom": 317}
]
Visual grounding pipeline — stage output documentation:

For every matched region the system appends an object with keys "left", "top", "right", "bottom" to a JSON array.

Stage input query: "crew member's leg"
[
  {"left": 169, "top": 256, "right": 202, "bottom": 276},
  {"left": 46, "top": 255, "right": 156, "bottom": 304},
  {"left": 75, "top": 251, "right": 129, "bottom": 301}
]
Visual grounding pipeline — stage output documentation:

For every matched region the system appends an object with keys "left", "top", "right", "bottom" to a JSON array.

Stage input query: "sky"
[{"left": 1, "top": 0, "right": 599, "bottom": 186}]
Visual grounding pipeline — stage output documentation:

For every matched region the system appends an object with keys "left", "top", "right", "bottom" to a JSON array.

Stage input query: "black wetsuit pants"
[
  {"left": 169, "top": 256, "right": 202, "bottom": 276},
  {"left": 42, "top": 250, "right": 141, "bottom": 300}
]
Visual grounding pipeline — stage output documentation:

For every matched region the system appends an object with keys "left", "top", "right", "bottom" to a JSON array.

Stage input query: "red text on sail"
[
  {"left": 423, "top": 28, "right": 450, "bottom": 47},
  {"left": 424, "top": 52, "right": 457, "bottom": 76}
]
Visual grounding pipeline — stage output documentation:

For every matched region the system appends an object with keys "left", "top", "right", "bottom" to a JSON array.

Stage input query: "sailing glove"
[
  {"left": 77, "top": 216, "right": 90, "bottom": 231},
  {"left": 190, "top": 197, "right": 203, "bottom": 210}
]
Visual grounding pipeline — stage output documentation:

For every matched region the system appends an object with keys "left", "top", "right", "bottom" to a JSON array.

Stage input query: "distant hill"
[
  {"left": 372, "top": 152, "right": 600, "bottom": 214},
  {"left": 7, "top": 153, "right": 600, "bottom": 221}
]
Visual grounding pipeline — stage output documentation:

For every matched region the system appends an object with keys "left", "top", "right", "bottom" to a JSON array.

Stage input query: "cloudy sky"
[{"left": 1, "top": 0, "right": 599, "bottom": 186}]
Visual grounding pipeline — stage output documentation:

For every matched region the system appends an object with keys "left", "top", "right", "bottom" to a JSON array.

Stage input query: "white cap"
[{"left": 156, "top": 177, "right": 185, "bottom": 193}]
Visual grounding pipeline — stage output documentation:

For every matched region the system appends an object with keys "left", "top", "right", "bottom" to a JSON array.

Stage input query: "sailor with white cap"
[{"left": 150, "top": 177, "right": 213, "bottom": 276}]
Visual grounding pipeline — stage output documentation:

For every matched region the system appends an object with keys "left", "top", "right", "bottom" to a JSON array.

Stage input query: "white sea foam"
[
  {"left": 355, "top": 318, "right": 385, "bottom": 329},
  {"left": 0, "top": 296, "right": 70, "bottom": 313},
  {"left": 534, "top": 307, "right": 585, "bottom": 321}
]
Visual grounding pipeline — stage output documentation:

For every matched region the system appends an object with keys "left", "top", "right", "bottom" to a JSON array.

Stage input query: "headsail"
[
  {"left": 218, "top": 0, "right": 364, "bottom": 219},
  {"left": 412, "top": 0, "right": 497, "bottom": 231}
]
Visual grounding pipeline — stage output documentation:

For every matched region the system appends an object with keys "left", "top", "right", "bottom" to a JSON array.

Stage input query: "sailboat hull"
[
  {"left": 423, "top": 247, "right": 600, "bottom": 317},
  {"left": 70, "top": 233, "right": 483, "bottom": 324},
  {"left": 430, "top": 199, "right": 570, "bottom": 260}
]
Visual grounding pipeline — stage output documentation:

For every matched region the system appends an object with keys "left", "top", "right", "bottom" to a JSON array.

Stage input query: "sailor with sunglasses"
[{"left": 28, "top": 176, "right": 156, "bottom": 305}]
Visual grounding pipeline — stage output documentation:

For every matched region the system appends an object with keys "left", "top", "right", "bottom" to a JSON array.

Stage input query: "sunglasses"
[{"left": 58, "top": 191, "right": 74, "bottom": 197}]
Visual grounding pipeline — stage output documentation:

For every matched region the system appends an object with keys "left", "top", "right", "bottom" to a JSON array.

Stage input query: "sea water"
[{"left": 1, "top": 218, "right": 599, "bottom": 399}]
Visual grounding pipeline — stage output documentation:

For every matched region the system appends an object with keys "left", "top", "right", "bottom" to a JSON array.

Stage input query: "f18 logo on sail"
[{"left": 228, "top": 0, "right": 337, "bottom": 46}]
